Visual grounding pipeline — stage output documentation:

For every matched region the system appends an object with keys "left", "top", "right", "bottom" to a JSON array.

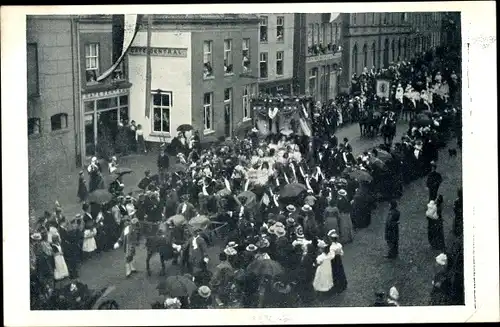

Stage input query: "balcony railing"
[{"left": 307, "top": 43, "right": 341, "bottom": 56}]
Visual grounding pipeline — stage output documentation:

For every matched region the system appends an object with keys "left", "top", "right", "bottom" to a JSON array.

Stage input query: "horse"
[
  {"left": 381, "top": 115, "right": 397, "bottom": 145},
  {"left": 359, "top": 110, "right": 382, "bottom": 137},
  {"left": 145, "top": 221, "right": 183, "bottom": 276}
]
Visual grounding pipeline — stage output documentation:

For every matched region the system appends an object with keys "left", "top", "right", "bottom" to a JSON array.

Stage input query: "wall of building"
[
  {"left": 27, "top": 17, "right": 78, "bottom": 209},
  {"left": 128, "top": 30, "right": 193, "bottom": 142},
  {"left": 190, "top": 23, "right": 259, "bottom": 140},
  {"left": 257, "top": 13, "right": 294, "bottom": 91}
]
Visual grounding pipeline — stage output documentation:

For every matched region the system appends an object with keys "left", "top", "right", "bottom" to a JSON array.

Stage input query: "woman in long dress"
[
  {"left": 51, "top": 235, "right": 69, "bottom": 288},
  {"left": 327, "top": 230, "right": 348, "bottom": 293},
  {"left": 82, "top": 221, "right": 97, "bottom": 261},
  {"left": 312, "top": 240, "right": 335, "bottom": 296},
  {"left": 338, "top": 209, "right": 354, "bottom": 245},
  {"left": 428, "top": 195, "right": 446, "bottom": 251}
]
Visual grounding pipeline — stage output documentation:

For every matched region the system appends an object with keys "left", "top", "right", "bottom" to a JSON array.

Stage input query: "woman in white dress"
[
  {"left": 312, "top": 240, "right": 335, "bottom": 295},
  {"left": 51, "top": 235, "right": 69, "bottom": 288},
  {"left": 82, "top": 221, "right": 97, "bottom": 261}
]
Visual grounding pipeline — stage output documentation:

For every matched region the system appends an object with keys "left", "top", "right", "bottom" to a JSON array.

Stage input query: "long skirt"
[
  {"left": 427, "top": 218, "right": 446, "bottom": 250},
  {"left": 338, "top": 213, "right": 354, "bottom": 244},
  {"left": 330, "top": 256, "right": 348, "bottom": 293}
]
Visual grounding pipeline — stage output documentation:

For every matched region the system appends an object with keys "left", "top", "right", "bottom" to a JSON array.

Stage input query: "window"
[
  {"left": 85, "top": 43, "right": 99, "bottom": 83},
  {"left": 361, "top": 13, "right": 366, "bottom": 25},
  {"left": 330, "top": 23, "right": 335, "bottom": 44},
  {"left": 276, "top": 16, "right": 284, "bottom": 41},
  {"left": 276, "top": 51, "right": 284, "bottom": 76},
  {"left": 27, "top": 43, "right": 39, "bottom": 97},
  {"left": 51, "top": 113, "right": 68, "bottom": 131},
  {"left": 391, "top": 40, "right": 395, "bottom": 62},
  {"left": 362, "top": 44, "right": 368, "bottom": 69},
  {"left": 325, "top": 24, "right": 331, "bottom": 48},
  {"left": 224, "top": 88, "right": 232, "bottom": 130},
  {"left": 203, "top": 41, "right": 213, "bottom": 78},
  {"left": 224, "top": 39, "right": 233, "bottom": 75},
  {"left": 152, "top": 92, "right": 172, "bottom": 133},
  {"left": 242, "top": 85, "right": 252, "bottom": 120},
  {"left": 371, "top": 13, "right": 376, "bottom": 24},
  {"left": 335, "top": 23, "right": 340, "bottom": 44},
  {"left": 308, "top": 68, "right": 317, "bottom": 97},
  {"left": 401, "top": 12, "right": 407, "bottom": 22},
  {"left": 318, "top": 23, "right": 324, "bottom": 45},
  {"left": 308, "top": 24, "right": 314, "bottom": 47},
  {"left": 398, "top": 39, "right": 402, "bottom": 60},
  {"left": 372, "top": 42, "right": 377, "bottom": 68},
  {"left": 203, "top": 93, "right": 213, "bottom": 132},
  {"left": 315, "top": 23, "right": 320, "bottom": 44},
  {"left": 242, "top": 38, "right": 251, "bottom": 73},
  {"left": 353, "top": 13, "right": 357, "bottom": 25},
  {"left": 28, "top": 117, "right": 41, "bottom": 136},
  {"left": 383, "top": 13, "right": 389, "bottom": 24},
  {"left": 112, "top": 61, "right": 125, "bottom": 81},
  {"left": 352, "top": 44, "right": 358, "bottom": 75},
  {"left": 259, "top": 52, "right": 268, "bottom": 78},
  {"left": 403, "top": 38, "right": 407, "bottom": 58},
  {"left": 259, "top": 16, "right": 268, "bottom": 42}
]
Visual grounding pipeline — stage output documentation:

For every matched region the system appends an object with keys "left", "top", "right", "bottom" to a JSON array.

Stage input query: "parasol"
[
  {"left": 279, "top": 182, "right": 307, "bottom": 199},
  {"left": 347, "top": 170, "right": 373, "bottom": 183},
  {"left": 87, "top": 190, "right": 113, "bottom": 204},
  {"left": 166, "top": 214, "right": 187, "bottom": 227},
  {"left": 247, "top": 259, "right": 284, "bottom": 278},
  {"left": 370, "top": 158, "right": 388, "bottom": 171},
  {"left": 188, "top": 215, "right": 211, "bottom": 231},
  {"left": 171, "top": 163, "right": 187, "bottom": 174},
  {"left": 157, "top": 275, "right": 197, "bottom": 297},
  {"left": 176, "top": 124, "right": 193, "bottom": 133}
]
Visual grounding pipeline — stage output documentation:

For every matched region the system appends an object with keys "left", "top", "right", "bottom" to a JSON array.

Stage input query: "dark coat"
[
  {"left": 385, "top": 209, "right": 400, "bottom": 244},
  {"left": 426, "top": 171, "right": 443, "bottom": 191}
]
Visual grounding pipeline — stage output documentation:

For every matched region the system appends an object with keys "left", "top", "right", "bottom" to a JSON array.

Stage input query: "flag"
[
  {"left": 329, "top": 12, "right": 340, "bottom": 23},
  {"left": 96, "top": 14, "right": 140, "bottom": 82},
  {"left": 144, "top": 15, "right": 153, "bottom": 118}
]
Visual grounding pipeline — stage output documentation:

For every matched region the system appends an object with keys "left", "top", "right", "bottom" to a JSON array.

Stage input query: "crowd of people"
[{"left": 29, "top": 44, "right": 464, "bottom": 310}]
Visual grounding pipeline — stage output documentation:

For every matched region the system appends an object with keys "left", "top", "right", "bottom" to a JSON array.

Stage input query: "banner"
[
  {"left": 376, "top": 79, "right": 390, "bottom": 99},
  {"left": 96, "top": 14, "right": 140, "bottom": 82}
]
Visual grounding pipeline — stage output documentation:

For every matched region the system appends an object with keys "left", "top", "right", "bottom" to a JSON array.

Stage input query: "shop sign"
[
  {"left": 82, "top": 88, "right": 128, "bottom": 100},
  {"left": 129, "top": 47, "right": 188, "bottom": 58}
]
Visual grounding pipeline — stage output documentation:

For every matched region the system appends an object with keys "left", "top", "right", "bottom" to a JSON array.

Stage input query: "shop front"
[{"left": 82, "top": 87, "right": 131, "bottom": 159}]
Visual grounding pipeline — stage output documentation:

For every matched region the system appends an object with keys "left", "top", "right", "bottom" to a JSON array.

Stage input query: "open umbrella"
[
  {"left": 416, "top": 113, "right": 432, "bottom": 126},
  {"left": 113, "top": 167, "right": 133, "bottom": 176},
  {"left": 237, "top": 191, "right": 257, "bottom": 209},
  {"left": 166, "top": 214, "right": 187, "bottom": 227},
  {"left": 247, "top": 259, "right": 284, "bottom": 278},
  {"left": 176, "top": 124, "right": 193, "bottom": 133},
  {"left": 188, "top": 215, "right": 211, "bottom": 231},
  {"left": 279, "top": 183, "right": 307, "bottom": 199},
  {"left": 171, "top": 163, "right": 187, "bottom": 174},
  {"left": 375, "top": 149, "right": 393, "bottom": 162},
  {"left": 158, "top": 275, "right": 197, "bottom": 297},
  {"left": 87, "top": 190, "right": 113, "bottom": 204},
  {"left": 348, "top": 170, "right": 373, "bottom": 183}
]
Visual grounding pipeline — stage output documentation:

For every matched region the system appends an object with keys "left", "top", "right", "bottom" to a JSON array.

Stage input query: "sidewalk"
[{"left": 30, "top": 121, "right": 408, "bottom": 220}]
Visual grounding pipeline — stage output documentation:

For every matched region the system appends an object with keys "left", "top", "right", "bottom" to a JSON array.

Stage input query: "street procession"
[{"left": 26, "top": 13, "right": 464, "bottom": 310}]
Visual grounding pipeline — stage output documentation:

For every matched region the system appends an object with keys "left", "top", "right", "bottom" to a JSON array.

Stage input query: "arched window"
[
  {"left": 391, "top": 39, "right": 395, "bottom": 63},
  {"left": 372, "top": 42, "right": 377, "bottom": 68},
  {"left": 352, "top": 44, "right": 358, "bottom": 75},
  {"left": 51, "top": 113, "right": 68, "bottom": 131},
  {"left": 362, "top": 43, "right": 368, "bottom": 69}
]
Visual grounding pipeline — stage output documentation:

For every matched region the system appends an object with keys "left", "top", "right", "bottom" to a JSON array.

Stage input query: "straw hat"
[
  {"left": 327, "top": 229, "right": 339, "bottom": 238},
  {"left": 286, "top": 217, "right": 296, "bottom": 227},
  {"left": 30, "top": 233, "right": 42, "bottom": 241},
  {"left": 435, "top": 253, "right": 448, "bottom": 266},
  {"left": 223, "top": 246, "right": 237, "bottom": 256},
  {"left": 317, "top": 239, "right": 328, "bottom": 248},
  {"left": 245, "top": 244, "right": 258, "bottom": 252},
  {"left": 197, "top": 286, "right": 211, "bottom": 299},
  {"left": 301, "top": 204, "right": 312, "bottom": 212},
  {"left": 274, "top": 227, "right": 286, "bottom": 238},
  {"left": 338, "top": 189, "right": 347, "bottom": 197},
  {"left": 286, "top": 205, "right": 296, "bottom": 212}
]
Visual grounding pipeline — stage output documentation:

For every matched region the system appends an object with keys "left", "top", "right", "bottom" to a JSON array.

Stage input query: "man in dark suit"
[
  {"left": 157, "top": 145, "right": 170, "bottom": 182},
  {"left": 384, "top": 200, "right": 400, "bottom": 259},
  {"left": 183, "top": 229, "right": 210, "bottom": 276},
  {"left": 426, "top": 161, "right": 443, "bottom": 201}
]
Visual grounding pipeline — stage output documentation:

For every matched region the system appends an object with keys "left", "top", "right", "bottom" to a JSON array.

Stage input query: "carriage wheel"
[{"left": 98, "top": 300, "right": 119, "bottom": 310}]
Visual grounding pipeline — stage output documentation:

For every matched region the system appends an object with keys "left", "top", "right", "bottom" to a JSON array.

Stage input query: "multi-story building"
[
  {"left": 128, "top": 14, "right": 260, "bottom": 142},
  {"left": 27, "top": 16, "right": 79, "bottom": 209},
  {"left": 256, "top": 13, "right": 294, "bottom": 95},
  {"left": 441, "top": 12, "right": 461, "bottom": 46},
  {"left": 340, "top": 12, "right": 444, "bottom": 89},
  {"left": 293, "top": 13, "right": 343, "bottom": 104}
]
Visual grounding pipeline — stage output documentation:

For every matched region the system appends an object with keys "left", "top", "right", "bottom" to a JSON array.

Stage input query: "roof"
[{"left": 75, "top": 14, "right": 260, "bottom": 24}]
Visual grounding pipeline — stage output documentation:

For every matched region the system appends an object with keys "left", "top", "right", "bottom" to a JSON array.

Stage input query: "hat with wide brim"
[
  {"left": 286, "top": 205, "right": 296, "bottom": 212},
  {"left": 338, "top": 189, "right": 347, "bottom": 197},
  {"left": 227, "top": 241, "right": 238, "bottom": 248},
  {"left": 274, "top": 227, "right": 286, "bottom": 238},
  {"left": 198, "top": 286, "right": 211, "bottom": 298},
  {"left": 30, "top": 233, "right": 42, "bottom": 241},
  {"left": 256, "top": 238, "right": 270, "bottom": 249},
  {"left": 301, "top": 204, "right": 312, "bottom": 212},
  {"left": 246, "top": 244, "right": 258, "bottom": 252},
  {"left": 327, "top": 229, "right": 339, "bottom": 238},
  {"left": 224, "top": 247, "right": 238, "bottom": 256},
  {"left": 286, "top": 217, "right": 296, "bottom": 227}
]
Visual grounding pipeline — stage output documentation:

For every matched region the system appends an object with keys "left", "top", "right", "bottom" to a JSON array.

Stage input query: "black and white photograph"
[{"left": 2, "top": 2, "right": 498, "bottom": 326}]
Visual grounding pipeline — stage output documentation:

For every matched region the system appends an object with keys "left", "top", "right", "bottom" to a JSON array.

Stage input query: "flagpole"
[{"left": 145, "top": 15, "right": 153, "bottom": 119}]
